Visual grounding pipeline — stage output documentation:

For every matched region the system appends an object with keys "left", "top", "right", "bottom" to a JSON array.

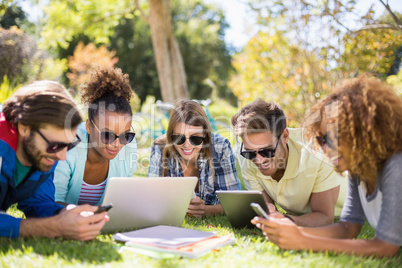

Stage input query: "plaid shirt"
[{"left": 148, "top": 133, "right": 241, "bottom": 205}]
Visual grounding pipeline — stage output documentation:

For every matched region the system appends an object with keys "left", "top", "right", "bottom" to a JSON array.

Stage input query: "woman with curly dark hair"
[
  {"left": 54, "top": 68, "right": 137, "bottom": 206},
  {"left": 252, "top": 75, "right": 402, "bottom": 257}
]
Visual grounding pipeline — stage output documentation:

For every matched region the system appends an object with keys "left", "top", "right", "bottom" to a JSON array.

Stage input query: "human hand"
[
  {"left": 266, "top": 203, "right": 284, "bottom": 219},
  {"left": 267, "top": 203, "right": 276, "bottom": 213},
  {"left": 187, "top": 197, "right": 206, "bottom": 218},
  {"left": 54, "top": 204, "right": 109, "bottom": 241},
  {"left": 251, "top": 216, "right": 305, "bottom": 250}
]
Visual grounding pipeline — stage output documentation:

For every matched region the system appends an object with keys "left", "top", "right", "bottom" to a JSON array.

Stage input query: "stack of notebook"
[{"left": 113, "top": 225, "right": 235, "bottom": 258}]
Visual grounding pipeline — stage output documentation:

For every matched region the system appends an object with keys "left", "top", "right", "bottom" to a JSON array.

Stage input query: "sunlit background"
[{"left": 1, "top": 0, "right": 401, "bottom": 131}]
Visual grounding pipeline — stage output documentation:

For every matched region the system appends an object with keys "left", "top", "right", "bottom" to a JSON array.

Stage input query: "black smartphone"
[
  {"left": 250, "top": 202, "right": 270, "bottom": 219},
  {"left": 94, "top": 203, "right": 113, "bottom": 214}
]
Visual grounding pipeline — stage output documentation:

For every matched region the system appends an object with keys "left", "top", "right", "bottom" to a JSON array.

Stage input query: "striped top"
[{"left": 78, "top": 180, "right": 107, "bottom": 205}]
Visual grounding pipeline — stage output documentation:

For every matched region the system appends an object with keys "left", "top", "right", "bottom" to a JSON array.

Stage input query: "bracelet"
[{"left": 284, "top": 214, "right": 295, "bottom": 223}]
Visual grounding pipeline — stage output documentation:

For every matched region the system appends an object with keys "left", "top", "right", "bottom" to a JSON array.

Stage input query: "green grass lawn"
[{"left": 1, "top": 206, "right": 401, "bottom": 267}]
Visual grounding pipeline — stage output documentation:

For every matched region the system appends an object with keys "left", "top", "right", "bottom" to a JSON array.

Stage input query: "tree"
[
  {"left": 42, "top": 0, "right": 189, "bottom": 102},
  {"left": 387, "top": 68, "right": 402, "bottom": 95},
  {"left": 108, "top": 16, "right": 159, "bottom": 102},
  {"left": 341, "top": 28, "right": 402, "bottom": 78},
  {"left": 248, "top": 0, "right": 401, "bottom": 34},
  {"left": 246, "top": 0, "right": 402, "bottom": 78},
  {"left": 0, "top": 2, "right": 36, "bottom": 34},
  {"left": 145, "top": 0, "right": 189, "bottom": 101},
  {"left": 357, "top": 0, "right": 402, "bottom": 32},
  {"left": 233, "top": 0, "right": 402, "bottom": 124},
  {"left": 0, "top": 26, "right": 36, "bottom": 84},
  {"left": 0, "top": 4, "right": 25, "bottom": 29},
  {"left": 108, "top": 3, "right": 232, "bottom": 102},
  {"left": 0, "top": 0, "right": 14, "bottom": 16},
  {"left": 229, "top": 30, "right": 331, "bottom": 125},
  {"left": 171, "top": 0, "right": 234, "bottom": 102},
  {"left": 42, "top": 0, "right": 233, "bottom": 104},
  {"left": 0, "top": 25, "right": 67, "bottom": 86},
  {"left": 0, "top": 4, "right": 37, "bottom": 85}
]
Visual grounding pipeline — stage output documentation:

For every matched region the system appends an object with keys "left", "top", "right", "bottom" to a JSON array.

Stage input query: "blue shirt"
[
  {"left": 53, "top": 122, "right": 138, "bottom": 205},
  {"left": 0, "top": 114, "right": 64, "bottom": 238},
  {"left": 148, "top": 133, "right": 241, "bottom": 205}
]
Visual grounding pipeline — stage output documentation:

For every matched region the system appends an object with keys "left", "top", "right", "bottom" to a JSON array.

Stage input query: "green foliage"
[
  {"left": 209, "top": 99, "right": 238, "bottom": 127},
  {"left": 0, "top": 2, "right": 36, "bottom": 35},
  {"left": 172, "top": 0, "right": 235, "bottom": 103},
  {"left": 0, "top": 0, "right": 14, "bottom": 16},
  {"left": 108, "top": 16, "right": 160, "bottom": 102},
  {"left": 236, "top": 0, "right": 402, "bottom": 126},
  {"left": 41, "top": 0, "right": 135, "bottom": 49},
  {"left": 229, "top": 30, "right": 330, "bottom": 126},
  {"left": 379, "top": 10, "right": 402, "bottom": 25},
  {"left": 0, "top": 25, "right": 68, "bottom": 87},
  {"left": 0, "top": 4, "right": 68, "bottom": 98},
  {"left": 387, "top": 69, "right": 402, "bottom": 95},
  {"left": 0, "top": 26, "right": 36, "bottom": 84},
  {"left": 0, "top": 4, "right": 26, "bottom": 28},
  {"left": 38, "top": 57, "right": 69, "bottom": 83},
  {"left": 341, "top": 10, "right": 402, "bottom": 78},
  {"left": 42, "top": 0, "right": 234, "bottom": 104},
  {"left": 0, "top": 75, "right": 19, "bottom": 103},
  {"left": 341, "top": 29, "right": 402, "bottom": 78},
  {"left": 247, "top": 1, "right": 402, "bottom": 80}
]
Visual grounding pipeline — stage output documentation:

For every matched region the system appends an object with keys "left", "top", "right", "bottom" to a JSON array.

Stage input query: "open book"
[{"left": 114, "top": 225, "right": 235, "bottom": 258}]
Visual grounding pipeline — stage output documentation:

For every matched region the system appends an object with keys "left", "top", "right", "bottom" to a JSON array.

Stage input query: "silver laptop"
[
  {"left": 101, "top": 177, "right": 197, "bottom": 233},
  {"left": 216, "top": 190, "right": 269, "bottom": 229}
]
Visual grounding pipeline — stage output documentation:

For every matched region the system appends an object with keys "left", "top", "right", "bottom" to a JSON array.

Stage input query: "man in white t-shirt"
[{"left": 232, "top": 99, "right": 347, "bottom": 227}]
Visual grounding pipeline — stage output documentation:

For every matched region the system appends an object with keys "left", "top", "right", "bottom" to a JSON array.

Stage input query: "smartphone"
[
  {"left": 94, "top": 203, "right": 113, "bottom": 214},
  {"left": 250, "top": 202, "right": 270, "bottom": 219}
]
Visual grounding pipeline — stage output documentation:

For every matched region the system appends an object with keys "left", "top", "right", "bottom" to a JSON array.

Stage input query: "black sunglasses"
[
  {"left": 316, "top": 132, "right": 337, "bottom": 149},
  {"left": 91, "top": 120, "right": 135, "bottom": 145},
  {"left": 171, "top": 134, "right": 205, "bottom": 146},
  {"left": 240, "top": 134, "right": 282, "bottom": 160},
  {"left": 36, "top": 129, "right": 81, "bottom": 154}
]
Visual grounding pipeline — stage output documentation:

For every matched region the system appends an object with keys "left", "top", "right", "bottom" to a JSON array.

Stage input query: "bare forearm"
[
  {"left": 262, "top": 191, "right": 274, "bottom": 204},
  {"left": 205, "top": 204, "right": 224, "bottom": 216},
  {"left": 291, "top": 212, "right": 334, "bottom": 227},
  {"left": 254, "top": 216, "right": 399, "bottom": 258},
  {"left": 19, "top": 217, "right": 60, "bottom": 238},
  {"left": 300, "top": 234, "right": 399, "bottom": 257},
  {"left": 300, "top": 221, "right": 361, "bottom": 239},
  {"left": 19, "top": 205, "right": 107, "bottom": 241}
]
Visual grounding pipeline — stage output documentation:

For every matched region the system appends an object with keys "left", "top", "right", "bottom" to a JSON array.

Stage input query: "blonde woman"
[{"left": 149, "top": 99, "right": 241, "bottom": 217}]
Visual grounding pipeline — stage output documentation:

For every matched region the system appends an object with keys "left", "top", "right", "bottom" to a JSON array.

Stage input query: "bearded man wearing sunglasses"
[
  {"left": 232, "top": 99, "right": 347, "bottom": 227},
  {"left": 0, "top": 81, "right": 109, "bottom": 240}
]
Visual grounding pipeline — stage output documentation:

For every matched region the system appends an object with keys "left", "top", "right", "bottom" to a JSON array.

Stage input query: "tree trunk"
[{"left": 148, "top": 0, "right": 189, "bottom": 102}]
